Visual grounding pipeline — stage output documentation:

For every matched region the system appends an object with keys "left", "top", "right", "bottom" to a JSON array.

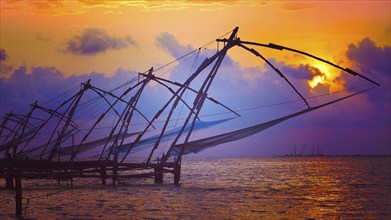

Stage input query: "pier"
[{"left": 0, "top": 158, "right": 180, "bottom": 216}]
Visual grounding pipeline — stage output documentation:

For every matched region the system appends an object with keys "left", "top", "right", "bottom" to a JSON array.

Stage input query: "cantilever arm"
[
  {"left": 35, "top": 104, "right": 79, "bottom": 130},
  {"left": 89, "top": 87, "right": 124, "bottom": 121},
  {"left": 89, "top": 85, "right": 155, "bottom": 130},
  {"left": 152, "top": 75, "right": 241, "bottom": 117},
  {"left": 152, "top": 78, "right": 201, "bottom": 120},
  {"left": 6, "top": 114, "right": 41, "bottom": 131},
  {"left": 223, "top": 39, "right": 380, "bottom": 87},
  {"left": 238, "top": 43, "right": 310, "bottom": 108}
]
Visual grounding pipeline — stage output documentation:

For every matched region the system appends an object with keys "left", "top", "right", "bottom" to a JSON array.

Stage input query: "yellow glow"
[
  {"left": 307, "top": 62, "right": 346, "bottom": 93},
  {"left": 308, "top": 63, "right": 329, "bottom": 88},
  {"left": 313, "top": 64, "right": 330, "bottom": 78},
  {"left": 308, "top": 75, "right": 324, "bottom": 88}
]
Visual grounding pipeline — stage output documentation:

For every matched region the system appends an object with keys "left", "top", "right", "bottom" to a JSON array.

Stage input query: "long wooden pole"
[{"left": 15, "top": 171, "right": 22, "bottom": 217}]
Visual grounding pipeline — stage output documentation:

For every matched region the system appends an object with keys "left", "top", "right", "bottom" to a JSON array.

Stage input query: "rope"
[
  {"left": 152, "top": 29, "right": 232, "bottom": 75},
  {"left": 1, "top": 28, "right": 231, "bottom": 134},
  {"left": 13, "top": 83, "right": 374, "bottom": 135},
  {"left": 154, "top": 49, "right": 201, "bottom": 78},
  {"left": 83, "top": 83, "right": 375, "bottom": 126},
  {"left": 157, "top": 49, "right": 202, "bottom": 157},
  {"left": 229, "top": 83, "right": 374, "bottom": 114}
]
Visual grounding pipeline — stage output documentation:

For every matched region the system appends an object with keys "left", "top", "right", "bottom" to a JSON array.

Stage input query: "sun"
[
  {"left": 307, "top": 62, "right": 345, "bottom": 92},
  {"left": 308, "top": 74, "right": 325, "bottom": 88},
  {"left": 308, "top": 63, "right": 330, "bottom": 89}
]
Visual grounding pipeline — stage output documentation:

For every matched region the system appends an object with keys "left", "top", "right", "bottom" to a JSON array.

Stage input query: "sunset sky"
[{"left": 1, "top": 0, "right": 390, "bottom": 156}]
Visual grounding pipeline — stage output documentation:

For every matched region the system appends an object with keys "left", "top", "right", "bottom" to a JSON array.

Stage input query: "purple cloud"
[
  {"left": 281, "top": 64, "right": 314, "bottom": 80},
  {"left": 63, "top": 28, "right": 137, "bottom": 56},
  {"left": 0, "top": 66, "right": 140, "bottom": 117},
  {"left": 347, "top": 38, "right": 391, "bottom": 78},
  {"left": 155, "top": 32, "right": 194, "bottom": 58},
  {"left": 345, "top": 38, "right": 391, "bottom": 110},
  {"left": 0, "top": 49, "right": 13, "bottom": 78},
  {"left": 0, "top": 49, "right": 8, "bottom": 62}
]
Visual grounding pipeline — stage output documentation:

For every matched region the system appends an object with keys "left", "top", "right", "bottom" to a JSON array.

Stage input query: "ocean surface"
[{"left": 1, "top": 156, "right": 390, "bottom": 219}]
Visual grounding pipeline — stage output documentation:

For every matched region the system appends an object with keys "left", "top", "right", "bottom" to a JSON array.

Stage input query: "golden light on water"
[{"left": 1, "top": 157, "right": 390, "bottom": 218}]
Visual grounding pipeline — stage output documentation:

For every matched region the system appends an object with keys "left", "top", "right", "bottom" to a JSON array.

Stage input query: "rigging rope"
[
  {"left": 9, "top": 82, "right": 374, "bottom": 136},
  {"left": 157, "top": 49, "right": 202, "bottom": 158},
  {"left": 0, "top": 28, "right": 232, "bottom": 134},
  {"left": 1, "top": 27, "right": 380, "bottom": 162},
  {"left": 152, "top": 29, "right": 232, "bottom": 75}
]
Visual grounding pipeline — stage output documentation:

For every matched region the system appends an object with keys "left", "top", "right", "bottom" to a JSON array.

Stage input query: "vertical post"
[
  {"left": 57, "top": 132, "right": 61, "bottom": 185},
  {"left": 112, "top": 166, "right": 117, "bottom": 187},
  {"left": 154, "top": 165, "right": 163, "bottom": 184},
  {"left": 112, "top": 153, "right": 118, "bottom": 187},
  {"left": 174, "top": 166, "right": 181, "bottom": 185},
  {"left": 6, "top": 175, "right": 14, "bottom": 189},
  {"left": 174, "top": 158, "right": 181, "bottom": 186},
  {"left": 5, "top": 151, "right": 14, "bottom": 189},
  {"left": 15, "top": 172, "right": 22, "bottom": 217},
  {"left": 70, "top": 134, "right": 74, "bottom": 187},
  {"left": 101, "top": 166, "right": 106, "bottom": 185}
]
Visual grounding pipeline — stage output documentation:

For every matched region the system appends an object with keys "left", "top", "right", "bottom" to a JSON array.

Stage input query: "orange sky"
[{"left": 1, "top": 0, "right": 390, "bottom": 80}]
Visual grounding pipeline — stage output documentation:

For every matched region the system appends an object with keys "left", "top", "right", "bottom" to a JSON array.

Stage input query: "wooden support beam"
[
  {"left": 174, "top": 163, "right": 181, "bottom": 186},
  {"left": 101, "top": 166, "right": 106, "bottom": 184},
  {"left": 154, "top": 166, "right": 163, "bottom": 184},
  {"left": 112, "top": 156, "right": 118, "bottom": 187},
  {"left": 6, "top": 176, "right": 14, "bottom": 189},
  {"left": 15, "top": 173, "right": 22, "bottom": 217},
  {"left": 5, "top": 158, "right": 15, "bottom": 189}
]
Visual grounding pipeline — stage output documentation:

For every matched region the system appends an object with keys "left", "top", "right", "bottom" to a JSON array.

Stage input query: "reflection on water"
[{"left": 1, "top": 156, "right": 390, "bottom": 219}]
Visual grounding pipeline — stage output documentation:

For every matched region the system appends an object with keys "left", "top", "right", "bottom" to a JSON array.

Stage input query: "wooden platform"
[{"left": 0, "top": 158, "right": 181, "bottom": 216}]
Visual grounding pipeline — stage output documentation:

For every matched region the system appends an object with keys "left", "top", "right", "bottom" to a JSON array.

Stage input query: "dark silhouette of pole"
[{"left": 15, "top": 171, "right": 22, "bottom": 217}]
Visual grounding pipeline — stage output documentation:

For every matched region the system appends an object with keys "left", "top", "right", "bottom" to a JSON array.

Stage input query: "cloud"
[
  {"left": 3, "top": 0, "right": 69, "bottom": 16},
  {"left": 77, "top": 0, "right": 104, "bottom": 6},
  {"left": 281, "top": 64, "right": 313, "bottom": 80},
  {"left": 36, "top": 33, "right": 52, "bottom": 42},
  {"left": 0, "top": 66, "right": 130, "bottom": 116},
  {"left": 345, "top": 38, "right": 391, "bottom": 109},
  {"left": 63, "top": 28, "right": 137, "bottom": 56},
  {"left": 30, "top": 0, "right": 63, "bottom": 10},
  {"left": 0, "top": 49, "right": 8, "bottom": 62},
  {"left": 346, "top": 38, "right": 390, "bottom": 82},
  {"left": 0, "top": 64, "right": 180, "bottom": 127},
  {"left": 279, "top": 2, "right": 315, "bottom": 11},
  {"left": 155, "top": 32, "right": 194, "bottom": 58},
  {"left": 0, "top": 49, "right": 13, "bottom": 78}
]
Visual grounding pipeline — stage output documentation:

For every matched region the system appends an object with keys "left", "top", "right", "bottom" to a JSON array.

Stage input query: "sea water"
[{"left": 1, "top": 156, "right": 390, "bottom": 219}]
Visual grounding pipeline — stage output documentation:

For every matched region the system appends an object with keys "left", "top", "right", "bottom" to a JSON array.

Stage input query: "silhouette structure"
[{"left": 0, "top": 27, "right": 379, "bottom": 217}]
